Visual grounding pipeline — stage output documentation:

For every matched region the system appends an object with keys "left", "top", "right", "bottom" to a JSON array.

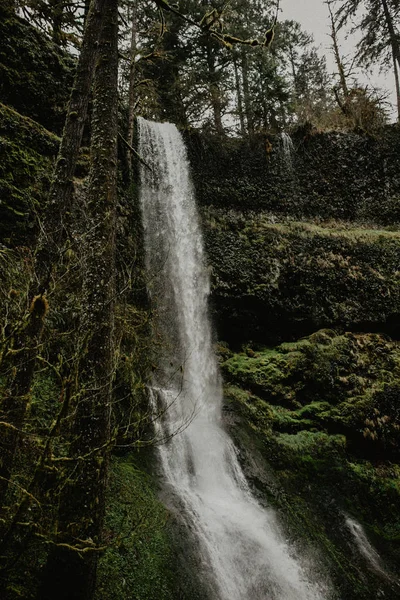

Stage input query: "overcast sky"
[{"left": 280, "top": 0, "right": 397, "bottom": 121}]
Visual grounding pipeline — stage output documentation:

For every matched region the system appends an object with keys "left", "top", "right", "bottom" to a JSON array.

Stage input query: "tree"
[
  {"left": 0, "top": 2, "right": 290, "bottom": 597},
  {"left": 135, "top": 0, "right": 287, "bottom": 135},
  {"left": 20, "top": 0, "right": 85, "bottom": 46},
  {"left": 39, "top": 0, "right": 118, "bottom": 596},
  {"left": 336, "top": 0, "right": 400, "bottom": 121}
]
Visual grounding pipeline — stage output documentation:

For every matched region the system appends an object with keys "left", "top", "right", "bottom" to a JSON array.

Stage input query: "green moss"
[
  {"left": 95, "top": 455, "right": 176, "bottom": 600},
  {"left": 223, "top": 331, "right": 400, "bottom": 443},
  {"left": 28, "top": 371, "right": 61, "bottom": 434},
  {"left": 224, "top": 330, "right": 400, "bottom": 595},
  {"left": 274, "top": 430, "right": 347, "bottom": 457},
  {"left": 0, "top": 9, "right": 74, "bottom": 132},
  {"left": 222, "top": 349, "right": 299, "bottom": 406},
  {"left": 0, "top": 103, "right": 59, "bottom": 244},
  {"left": 204, "top": 209, "right": 400, "bottom": 344}
]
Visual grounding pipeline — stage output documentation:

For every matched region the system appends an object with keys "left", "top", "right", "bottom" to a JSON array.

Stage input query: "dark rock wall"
[
  {"left": 186, "top": 127, "right": 400, "bottom": 223},
  {"left": 0, "top": 103, "right": 59, "bottom": 245},
  {"left": 204, "top": 214, "right": 400, "bottom": 344},
  {"left": 185, "top": 129, "right": 400, "bottom": 343}
]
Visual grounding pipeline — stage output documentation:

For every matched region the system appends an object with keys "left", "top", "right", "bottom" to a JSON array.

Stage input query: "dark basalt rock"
[
  {"left": 201, "top": 211, "right": 400, "bottom": 345},
  {"left": 185, "top": 127, "right": 400, "bottom": 224}
]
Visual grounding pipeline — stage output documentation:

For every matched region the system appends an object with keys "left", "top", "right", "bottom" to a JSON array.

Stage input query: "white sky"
[{"left": 281, "top": 0, "right": 397, "bottom": 121}]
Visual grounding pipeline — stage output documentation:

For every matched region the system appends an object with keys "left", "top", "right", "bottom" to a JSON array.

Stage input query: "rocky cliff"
[
  {"left": 185, "top": 127, "right": 400, "bottom": 598},
  {"left": 185, "top": 129, "right": 400, "bottom": 344}
]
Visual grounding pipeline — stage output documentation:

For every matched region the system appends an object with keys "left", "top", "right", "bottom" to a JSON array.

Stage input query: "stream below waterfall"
[{"left": 138, "top": 117, "right": 331, "bottom": 600}]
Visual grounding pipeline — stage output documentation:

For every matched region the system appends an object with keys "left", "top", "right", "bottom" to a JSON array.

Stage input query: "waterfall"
[
  {"left": 138, "top": 117, "right": 329, "bottom": 600},
  {"left": 345, "top": 516, "right": 398, "bottom": 586},
  {"left": 345, "top": 517, "right": 383, "bottom": 571},
  {"left": 280, "top": 132, "right": 295, "bottom": 173}
]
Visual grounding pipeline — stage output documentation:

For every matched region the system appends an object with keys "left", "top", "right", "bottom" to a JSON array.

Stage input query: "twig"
[{"left": 118, "top": 133, "right": 153, "bottom": 172}]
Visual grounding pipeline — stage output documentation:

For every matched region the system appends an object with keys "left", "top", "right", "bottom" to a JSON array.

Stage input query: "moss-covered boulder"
[
  {"left": 222, "top": 331, "right": 400, "bottom": 456},
  {"left": 95, "top": 455, "right": 176, "bottom": 600}
]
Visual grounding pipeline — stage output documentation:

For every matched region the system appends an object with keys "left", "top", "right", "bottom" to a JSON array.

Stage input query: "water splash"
[{"left": 138, "top": 117, "right": 329, "bottom": 600}]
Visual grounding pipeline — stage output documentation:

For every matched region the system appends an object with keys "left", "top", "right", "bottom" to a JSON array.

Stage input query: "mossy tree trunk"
[
  {"left": 241, "top": 48, "right": 254, "bottom": 136},
  {"left": 39, "top": 0, "right": 119, "bottom": 597},
  {"left": 391, "top": 48, "right": 400, "bottom": 122},
  {"left": 0, "top": 297, "right": 48, "bottom": 506},
  {"left": 233, "top": 53, "right": 246, "bottom": 137},
  {"left": 0, "top": 0, "right": 107, "bottom": 510},
  {"left": 380, "top": 0, "right": 400, "bottom": 122},
  {"left": 127, "top": 0, "right": 138, "bottom": 179},
  {"left": 35, "top": 0, "right": 107, "bottom": 294},
  {"left": 206, "top": 40, "right": 225, "bottom": 136}
]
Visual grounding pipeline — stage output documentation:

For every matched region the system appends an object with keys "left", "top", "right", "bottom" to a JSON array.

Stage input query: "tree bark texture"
[
  {"left": 233, "top": 54, "right": 246, "bottom": 137},
  {"left": 331, "top": 21, "right": 348, "bottom": 97},
  {"left": 39, "top": 0, "right": 118, "bottom": 596},
  {"left": 0, "top": 297, "right": 48, "bottom": 508},
  {"left": 392, "top": 49, "right": 400, "bottom": 122},
  {"left": 35, "top": 0, "right": 107, "bottom": 295},
  {"left": 380, "top": 0, "right": 400, "bottom": 121}
]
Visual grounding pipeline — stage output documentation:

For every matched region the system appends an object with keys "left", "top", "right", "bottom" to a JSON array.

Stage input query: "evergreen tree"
[
  {"left": 336, "top": 0, "right": 400, "bottom": 120},
  {"left": 40, "top": 0, "right": 119, "bottom": 595}
]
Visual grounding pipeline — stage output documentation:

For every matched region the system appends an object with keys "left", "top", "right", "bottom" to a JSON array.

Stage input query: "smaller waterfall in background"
[
  {"left": 345, "top": 516, "right": 399, "bottom": 586},
  {"left": 346, "top": 517, "right": 383, "bottom": 571},
  {"left": 138, "top": 117, "right": 330, "bottom": 600},
  {"left": 280, "top": 132, "right": 295, "bottom": 174}
]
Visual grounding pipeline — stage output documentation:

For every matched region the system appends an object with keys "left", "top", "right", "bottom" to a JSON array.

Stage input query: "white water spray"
[{"left": 138, "top": 117, "right": 328, "bottom": 600}]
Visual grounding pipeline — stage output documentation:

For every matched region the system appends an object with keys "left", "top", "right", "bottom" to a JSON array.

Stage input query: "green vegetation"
[
  {"left": 204, "top": 210, "right": 400, "bottom": 343},
  {"left": 96, "top": 456, "right": 176, "bottom": 600},
  {"left": 0, "top": 6, "right": 74, "bottom": 131},
  {"left": 0, "top": 103, "right": 59, "bottom": 244},
  {"left": 0, "top": 5, "right": 400, "bottom": 598},
  {"left": 222, "top": 331, "right": 400, "bottom": 597},
  {"left": 222, "top": 330, "right": 400, "bottom": 457}
]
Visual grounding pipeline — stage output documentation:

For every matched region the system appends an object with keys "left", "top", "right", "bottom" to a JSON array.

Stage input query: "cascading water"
[
  {"left": 138, "top": 117, "right": 329, "bottom": 600},
  {"left": 280, "top": 132, "right": 295, "bottom": 173},
  {"left": 345, "top": 516, "right": 399, "bottom": 587}
]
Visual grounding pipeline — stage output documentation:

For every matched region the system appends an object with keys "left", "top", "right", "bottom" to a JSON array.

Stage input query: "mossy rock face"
[
  {"left": 222, "top": 331, "right": 400, "bottom": 458},
  {"left": 221, "top": 331, "right": 400, "bottom": 598},
  {"left": 0, "top": 8, "right": 74, "bottom": 133},
  {"left": 0, "top": 103, "right": 59, "bottom": 245},
  {"left": 204, "top": 210, "right": 400, "bottom": 344},
  {"left": 186, "top": 127, "right": 400, "bottom": 224},
  {"left": 95, "top": 455, "right": 175, "bottom": 600},
  {"left": 95, "top": 453, "right": 210, "bottom": 600}
]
